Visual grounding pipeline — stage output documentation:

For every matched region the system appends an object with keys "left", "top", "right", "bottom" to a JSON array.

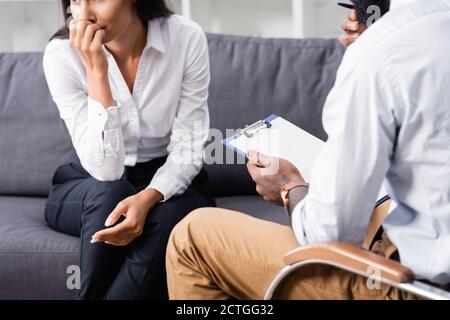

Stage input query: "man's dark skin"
[{"left": 247, "top": 151, "right": 308, "bottom": 219}]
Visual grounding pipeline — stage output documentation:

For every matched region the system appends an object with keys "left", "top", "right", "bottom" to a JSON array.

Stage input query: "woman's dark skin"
[{"left": 68, "top": 0, "right": 163, "bottom": 246}]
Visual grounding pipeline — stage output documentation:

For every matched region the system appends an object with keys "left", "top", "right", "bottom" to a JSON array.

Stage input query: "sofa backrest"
[
  {"left": 0, "top": 52, "right": 73, "bottom": 196},
  {"left": 0, "top": 35, "right": 344, "bottom": 197},
  {"left": 205, "top": 34, "right": 344, "bottom": 196}
]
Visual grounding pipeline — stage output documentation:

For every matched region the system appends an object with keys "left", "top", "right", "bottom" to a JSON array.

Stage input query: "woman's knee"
[{"left": 84, "top": 179, "right": 136, "bottom": 216}]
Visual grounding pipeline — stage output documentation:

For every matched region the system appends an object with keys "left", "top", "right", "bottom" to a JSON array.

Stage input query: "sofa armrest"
[{"left": 284, "top": 241, "right": 415, "bottom": 283}]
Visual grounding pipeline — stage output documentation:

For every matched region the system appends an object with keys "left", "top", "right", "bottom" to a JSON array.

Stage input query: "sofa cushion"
[
  {"left": 204, "top": 35, "right": 345, "bottom": 197},
  {"left": 0, "top": 53, "right": 72, "bottom": 197},
  {"left": 0, "top": 196, "right": 78, "bottom": 299}
]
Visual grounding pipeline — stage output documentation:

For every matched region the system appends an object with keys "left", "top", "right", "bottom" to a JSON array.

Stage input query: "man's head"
[{"left": 352, "top": 0, "right": 391, "bottom": 25}]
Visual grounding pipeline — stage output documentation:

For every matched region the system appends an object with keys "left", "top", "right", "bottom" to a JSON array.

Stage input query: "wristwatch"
[{"left": 280, "top": 181, "right": 309, "bottom": 209}]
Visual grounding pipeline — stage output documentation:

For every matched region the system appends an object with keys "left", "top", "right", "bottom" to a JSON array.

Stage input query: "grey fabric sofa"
[{"left": 0, "top": 34, "right": 344, "bottom": 300}]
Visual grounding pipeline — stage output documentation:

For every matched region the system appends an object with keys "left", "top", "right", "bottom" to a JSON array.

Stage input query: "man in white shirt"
[{"left": 166, "top": 0, "right": 450, "bottom": 299}]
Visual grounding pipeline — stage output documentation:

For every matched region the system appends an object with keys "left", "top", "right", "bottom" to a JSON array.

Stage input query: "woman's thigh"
[
  {"left": 150, "top": 186, "right": 215, "bottom": 225},
  {"left": 45, "top": 176, "right": 136, "bottom": 237},
  {"left": 139, "top": 185, "right": 216, "bottom": 256}
]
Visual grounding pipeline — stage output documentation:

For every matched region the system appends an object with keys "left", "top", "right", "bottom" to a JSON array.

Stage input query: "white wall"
[
  {"left": 0, "top": 0, "right": 346, "bottom": 52},
  {"left": 181, "top": 0, "right": 344, "bottom": 39},
  {"left": 190, "top": 0, "right": 294, "bottom": 38},
  {"left": 313, "top": 0, "right": 346, "bottom": 38},
  {"left": 0, "top": 0, "right": 61, "bottom": 52}
]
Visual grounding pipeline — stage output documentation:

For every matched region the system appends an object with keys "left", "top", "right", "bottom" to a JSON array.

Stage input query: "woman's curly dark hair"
[{"left": 50, "top": 0, "right": 173, "bottom": 41}]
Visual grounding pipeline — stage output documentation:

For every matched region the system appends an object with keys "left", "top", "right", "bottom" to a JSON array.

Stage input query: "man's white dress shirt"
[
  {"left": 292, "top": 0, "right": 450, "bottom": 284},
  {"left": 43, "top": 15, "right": 210, "bottom": 201}
]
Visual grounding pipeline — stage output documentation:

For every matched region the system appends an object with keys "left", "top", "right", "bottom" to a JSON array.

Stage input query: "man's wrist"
[
  {"left": 286, "top": 186, "right": 309, "bottom": 219},
  {"left": 281, "top": 180, "right": 309, "bottom": 208}
]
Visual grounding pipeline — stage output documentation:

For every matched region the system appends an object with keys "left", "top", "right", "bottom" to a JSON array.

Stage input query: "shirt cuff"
[
  {"left": 87, "top": 97, "right": 121, "bottom": 134},
  {"left": 291, "top": 197, "right": 310, "bottom": 246},
  {"left": 147, "top": 174, "right": 184, "bottom": 203}
]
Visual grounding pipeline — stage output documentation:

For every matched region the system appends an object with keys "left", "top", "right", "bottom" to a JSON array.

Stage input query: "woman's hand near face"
[
  {"left": 69, "top": 19, "right": 108, "bottom": 72},
  {"left": 69, "top": 18, "right": 116, "bottom": 108}
]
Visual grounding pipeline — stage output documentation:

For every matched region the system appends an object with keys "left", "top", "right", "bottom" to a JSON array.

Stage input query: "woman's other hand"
[
  {"left": 91, "top": 189, "right": 163, "bottom": 246},
  {"left": 69, "top": 18, "right": 116, "bottom": 107}
]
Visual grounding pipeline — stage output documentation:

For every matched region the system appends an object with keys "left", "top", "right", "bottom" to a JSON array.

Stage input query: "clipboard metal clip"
[{"left": 238, "top": 120, "right": 272, "bottom": 138}]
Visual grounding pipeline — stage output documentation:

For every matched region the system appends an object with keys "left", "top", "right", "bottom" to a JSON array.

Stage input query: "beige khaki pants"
[{"left": 166, "top": 207, "right": 416, "bottom": 300}]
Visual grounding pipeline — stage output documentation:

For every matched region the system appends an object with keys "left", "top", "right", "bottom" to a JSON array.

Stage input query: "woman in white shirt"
[{"left": 43, "top": 0, "right": 215, "bottom": 300}]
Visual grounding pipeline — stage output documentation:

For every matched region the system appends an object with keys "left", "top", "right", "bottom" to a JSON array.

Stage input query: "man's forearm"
[{"left": 287, "top": 186, "right": 309, "bottom": 223}]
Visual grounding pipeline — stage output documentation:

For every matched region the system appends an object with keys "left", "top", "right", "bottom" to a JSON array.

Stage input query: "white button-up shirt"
[
  {"left": 292, "top": 0, "right": 450, "bottom": 284},
  {"left": 43, "top": 15, "right": 210, "bottom": 201}
]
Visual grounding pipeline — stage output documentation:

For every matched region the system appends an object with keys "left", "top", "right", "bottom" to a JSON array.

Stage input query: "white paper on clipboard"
[
  {"left": 222, "top": 114, "right": 389, "bottom": 202},
  {"left": 223, "top": 114, "right": 324, "bottom": 181}
]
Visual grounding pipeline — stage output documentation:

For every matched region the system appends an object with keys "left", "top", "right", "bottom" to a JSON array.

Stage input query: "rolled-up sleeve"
[
  {"left": 43, "top": 41, "right": 125, "bottom": 181},
  {"left": 147, "top": 28, "right": 210, "bottom": 201},
  {"left": 291, "top": 44, "right": 399, "bottom": 246}
]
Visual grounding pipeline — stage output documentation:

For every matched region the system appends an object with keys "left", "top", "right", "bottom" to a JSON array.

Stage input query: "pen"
[{"left": 337, "top": 2, "right": 355, "bottom": 9}]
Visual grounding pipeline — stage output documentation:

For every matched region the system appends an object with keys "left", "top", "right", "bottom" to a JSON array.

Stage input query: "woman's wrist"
[
  {"left": 86, "top": 66, "right": 108, "bottom": 80},
  {"left": 86, "top": 68, "right": 116, "bottom": 108},
  {"left": 138, "top": 188, "right": 164, "bottom": 209}
]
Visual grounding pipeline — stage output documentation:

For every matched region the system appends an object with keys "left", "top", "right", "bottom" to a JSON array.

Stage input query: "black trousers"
[{"left": 44, "top": 149, "right": 216, "bottom": 300}]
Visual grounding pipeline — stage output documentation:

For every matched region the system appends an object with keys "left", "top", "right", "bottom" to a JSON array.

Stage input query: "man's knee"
[
  {"left": 179, "top": 207, "right": 213, "bottom": 225},
  {"left": 167, "top": 208, "right": 214, "bottom": 255}
]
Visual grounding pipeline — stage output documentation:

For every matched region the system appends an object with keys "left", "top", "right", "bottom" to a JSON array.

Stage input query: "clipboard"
[
  {"left": 222, "top": 114, "right": 324, "bottom": 181},
  {"left": 222, "top": 114, "right": 389, "bottom": 202}
]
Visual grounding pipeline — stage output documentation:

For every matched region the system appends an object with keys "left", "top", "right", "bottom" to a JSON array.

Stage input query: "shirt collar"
[
  {"left": 145, "top": 18, "right": 166, "bottom": 53},
  {"left": 103, "top": 18, "right": 165, "bottom": 57}
]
